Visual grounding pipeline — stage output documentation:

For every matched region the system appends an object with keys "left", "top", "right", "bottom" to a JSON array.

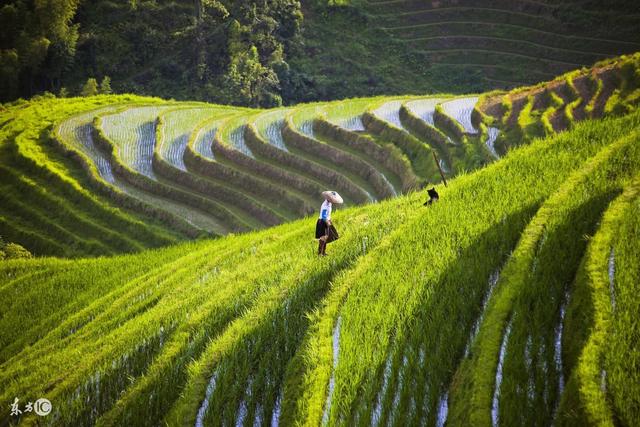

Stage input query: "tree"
[
  {"left": 81, "top": 78, "right": 98, "bottom": 97},
  {"left": 3, "top": 243, "right": 32, "bottom": 259},
  {"left": 0, "top": 0, "right": 305, "bottom": 104},
  {"left": 0, "top": 49, "right": 20, "bottom": 101},
  {"left": 202, "top": 0, "right": 228, "bottom": 20},
  {"left": 0, "top": 0, "right": 81, "bottom": 101},
  {"left": 0, "top": 237, "right": 32, "bottom": 260},
  {"left": 100, "top": 76, "right": 112, "bottom": 94},
  {"left": 225, "top": 45, "right": 280, "bottom": 107}
]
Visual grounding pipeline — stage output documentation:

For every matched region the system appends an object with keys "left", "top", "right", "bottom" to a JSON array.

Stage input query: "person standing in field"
[{"left": 316, "top": 191, "right": 343, "bottom": 256}]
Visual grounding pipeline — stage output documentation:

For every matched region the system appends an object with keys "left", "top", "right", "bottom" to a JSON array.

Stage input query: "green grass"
[
  {"left": 556, "top": 174, "right": 640, "bottom": 427},
  {"left": 295, "top": 112, "right": 640, "bottom": 427},
  {"left": 2, "top": 55, "right": 640, "bottom": 427},
  {"left": 1, "top": 106, "right": 640, "bottom": 426},
  {"left": 602, "top": 177, "right": 640, "bottom": 426},
  {"left": 448, "top": 112, "right": 640, "bottom": 427},
  {"left": 492, "top": 127, "right": 639, "bottom": 427},
  {"left": 3, "top": 55, "right": 638, "bottom": 254},
  {"left": 0, "top": 95, "right": 185, "bottom": 256}
]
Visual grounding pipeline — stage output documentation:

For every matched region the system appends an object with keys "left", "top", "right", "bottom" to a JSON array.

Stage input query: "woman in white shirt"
[{"left": 316, "top": 191, "right": 343, "bottom": 256}]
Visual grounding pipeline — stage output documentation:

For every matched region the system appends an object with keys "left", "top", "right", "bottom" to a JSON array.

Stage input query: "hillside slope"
[
  {"left": 327, "top": 0, "right": 640, "bottom": 94},
  {"left": 1, "top": 108, "right": 639, "bottom": 425},
  {"left": 1, "top": 54, "right": 639, "bottom": 258},
  {"left": 3, "top": 0, "right": 640, "bottom": 104}
]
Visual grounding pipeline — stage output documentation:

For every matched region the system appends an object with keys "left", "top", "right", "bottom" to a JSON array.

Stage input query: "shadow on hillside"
[
  {"left": 338, "top": 205, "right": 542, "bottom": 426},
  {"left": 167, "top": 246, "right": 367, "bottom": 427},
  {"left": 497, "top": 191, "right": 618, "bottom": 427}
]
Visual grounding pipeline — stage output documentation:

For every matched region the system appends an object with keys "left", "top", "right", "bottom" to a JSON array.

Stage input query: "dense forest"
[
  {"left": 2, "top": 0, "right": 640, "bottom": 106},
  {"left": 0, "top": 0, "right": 304, "bottom": 106}
]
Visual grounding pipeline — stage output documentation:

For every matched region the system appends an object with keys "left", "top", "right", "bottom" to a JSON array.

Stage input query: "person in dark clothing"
[
  {"left": 423, "top": 187, "right": 439, "bottom": 206},
  {"left": 316, "top": 191, "right": 343, "bottom": 256}
]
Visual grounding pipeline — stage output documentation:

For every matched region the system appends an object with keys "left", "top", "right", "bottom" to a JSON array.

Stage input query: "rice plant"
[
  {"left": 405, "top": 98, "right": 446, "bottom": 126},
  {"left": 254, "top": 109, "right": 291, "bottom": 151},
  {"left": 440, "top": 96, "right": 480, "bottom": 134},
  {"left": 101, "top": 105, "right": 177, "bottom": 178},
  {"left": 1, "top": 55, "right": 640, "bottom": 427},
  {"left": 157, "top": 107, "right": 231, "bottom": 171},
  {"left": 372, "top": 100, "right": 406, "bottom": 129}
]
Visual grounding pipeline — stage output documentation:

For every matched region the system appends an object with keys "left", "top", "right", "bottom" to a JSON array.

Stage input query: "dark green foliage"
[
  {"left": 0, "top": 236, "right": 32, "bottom": 260},
  {"left": 99, "top": 76, "right": 112, "bottom": 95},
  {"left": 2, "top": 243, "right": 32, "bottom": 259},
  {"left": 4, "top": 0, "right": 640, "bottom": 105},
  {"left": 0, "top": 0, "right": 303, "bottom": 106},
  {"left": 0, "top": 0, "right": 80, "bottom": 101},
  {"left": 81, "top": 78, "right": 99, "bottom": 97}
]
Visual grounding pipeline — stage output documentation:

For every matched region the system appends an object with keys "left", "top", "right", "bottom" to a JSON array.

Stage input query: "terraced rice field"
[
  {"left": 364, "top": 0, "right": 640, "bottom": 89},
  {"left": 475, "top": 54, "right": 640, "bottom": 155},
  {"left": 57, "top": 107, "right": 121, "bottom": 183},
  {"left": 157, "top": 107, "right": 226, "bottom": 171},
  {"left": 324, "top": 98, "right": 378, "bottom": 131},
  {"left": 100, "top": 105, "right": 172, "bottom": 178},
  {"left": 1, "top": 53, "right": 640, "bottom": 426},
  {"left": 2, "top": 101, "right": 639, "bottom": 426},
  {"left": 440, "top": 97, "right": 479, "bottom": 134},
  {"left": 60, "top": 111, "right": 228, "bottom": 234},
  {"left": 191, "top": 119, "right": 220, "bottom": 160},
  {"left": 0, "top": 55, "right": 637, "bottom": 255},
  {"left": 254, "top": 109, "right": 290, "bottom": 152},
  {"left": 373, "top": 100, "right": 405, "bottom": 129},
  {"left": 405, "top": 98, "right": 444, "bottom": 126},
  {"left": 229, "top": 125, "right": 254, "bottom": 158}
]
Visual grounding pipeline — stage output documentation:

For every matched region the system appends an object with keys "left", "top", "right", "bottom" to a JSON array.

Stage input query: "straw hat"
[{"left": 322, "top": 190, "right": 343, "bottom": 204}]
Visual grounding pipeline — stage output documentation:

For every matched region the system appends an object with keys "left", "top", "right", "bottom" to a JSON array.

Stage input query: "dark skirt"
[{"left": 315, "top": 218, "right": 328, "bottom": 239}]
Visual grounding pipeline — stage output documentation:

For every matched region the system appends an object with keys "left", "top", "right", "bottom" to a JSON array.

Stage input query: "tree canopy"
[{"left": 0, "top": 0, "right": 303, "bottom": 106}]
